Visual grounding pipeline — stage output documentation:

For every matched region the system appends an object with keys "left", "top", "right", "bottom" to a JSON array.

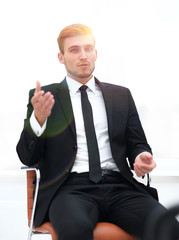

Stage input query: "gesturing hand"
[
  {"left": 31, "top": 81, "right": 55, "bottom": 126},
  {"left": 133, "top": 152, "right": 156, "bottom": 177}
]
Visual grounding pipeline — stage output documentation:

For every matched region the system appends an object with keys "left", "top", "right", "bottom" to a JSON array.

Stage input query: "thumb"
[{"left": 140, "top": 152, "right": 153, "bottom": 163}]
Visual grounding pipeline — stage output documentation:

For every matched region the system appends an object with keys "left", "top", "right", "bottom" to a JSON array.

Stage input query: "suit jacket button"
[{"left": 28, "top": 140, "right": 35, "bottom": 150}]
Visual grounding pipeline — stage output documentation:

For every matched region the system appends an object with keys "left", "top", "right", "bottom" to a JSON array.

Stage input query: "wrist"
[{"left": 34, "top": 113, "right": 46, "bottom": 127}]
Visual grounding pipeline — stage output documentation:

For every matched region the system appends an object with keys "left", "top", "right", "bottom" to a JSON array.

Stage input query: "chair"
[{"left": 23, "top": 166, "right": 138, "bottom": 240}]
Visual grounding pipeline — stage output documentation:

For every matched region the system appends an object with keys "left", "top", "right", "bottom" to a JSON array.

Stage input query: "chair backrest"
[
  {"left": 26, "top": 169, "right": 137, "bottom": 240},
  {"left": 26, "top": 170, "right": 36, "bottom": 227}
]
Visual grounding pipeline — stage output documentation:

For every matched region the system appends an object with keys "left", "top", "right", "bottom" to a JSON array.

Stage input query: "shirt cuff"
[{"left": 30, "top": 111, "right": 47, "bottom": 137}]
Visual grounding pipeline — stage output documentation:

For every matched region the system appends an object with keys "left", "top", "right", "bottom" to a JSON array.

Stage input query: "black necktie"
[{"left": 79, "top": 85, "right": 102, "bottom": 183}]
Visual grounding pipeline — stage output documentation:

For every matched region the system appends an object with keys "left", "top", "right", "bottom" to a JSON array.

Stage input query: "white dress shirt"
[{"left": 30, "top": 76, "right": 119, "bottom": 173}]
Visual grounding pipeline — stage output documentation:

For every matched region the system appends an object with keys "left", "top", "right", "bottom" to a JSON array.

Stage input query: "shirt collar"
[{"left": 66, "top": 76, "right": 97, "bottom": 95}]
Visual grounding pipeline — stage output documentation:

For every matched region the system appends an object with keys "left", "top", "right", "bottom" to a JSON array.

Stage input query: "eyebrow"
[
  {"left": 68, "top": 44, "right": 94, "bottom": 50},
  {"left": 68, "top": 45, "right": 79, "bottom": 49}
]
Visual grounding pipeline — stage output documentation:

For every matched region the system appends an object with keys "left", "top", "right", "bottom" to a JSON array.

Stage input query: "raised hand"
[
  {"left": 31, "top": 81, "right": 55, "bottom": 126},
  {"left": 133, "top": 152, "right": 156, "bottom": 177}
]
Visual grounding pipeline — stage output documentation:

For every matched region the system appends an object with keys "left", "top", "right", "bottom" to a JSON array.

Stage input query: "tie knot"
[{"left": 79, "top": 85, "right": 88, "bottom": 91}]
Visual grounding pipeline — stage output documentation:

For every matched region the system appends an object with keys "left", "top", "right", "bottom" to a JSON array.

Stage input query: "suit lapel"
[
  {"left": 54, "top": 77, "right": 114, "bottom": 140},
  {"left": 95, "top": 78, "right": 113, "bottom": 139},
  {"left": 55, "top": 79, "right": 76, "bottom": 139}
]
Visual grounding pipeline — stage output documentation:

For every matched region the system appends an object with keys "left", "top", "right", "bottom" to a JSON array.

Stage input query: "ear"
[{"left": 58, "top": 52, "right": 64, "bottom": 64}]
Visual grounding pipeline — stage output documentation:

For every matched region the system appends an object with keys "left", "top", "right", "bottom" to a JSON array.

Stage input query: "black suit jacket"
[{"left": 17, "top": 77, "right": 158, "bottom": 227}]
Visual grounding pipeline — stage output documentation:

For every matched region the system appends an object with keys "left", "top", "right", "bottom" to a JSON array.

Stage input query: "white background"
[{"left": 0, "top": 0, "right": 179, "bottom": 175}]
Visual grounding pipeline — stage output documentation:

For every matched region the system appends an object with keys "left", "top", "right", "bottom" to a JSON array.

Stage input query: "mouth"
[{"left": 78, "top": 63, "right": 90, "bottom": 67}]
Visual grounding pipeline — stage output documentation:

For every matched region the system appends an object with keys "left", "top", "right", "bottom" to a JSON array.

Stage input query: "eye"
[
  {"left": 86, "top": 47, "right": 93, "bottom": 52},
  {"left": 70, "top": 48, "right": 78, "bottom": 53}
]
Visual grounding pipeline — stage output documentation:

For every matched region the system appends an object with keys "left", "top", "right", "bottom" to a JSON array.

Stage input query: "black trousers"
[{"left": 48, "top": 171, "right": 166, "bottom": 240}]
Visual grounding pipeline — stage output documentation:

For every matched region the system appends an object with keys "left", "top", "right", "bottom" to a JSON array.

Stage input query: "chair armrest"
[
  {"left": 147, "top": 173, "right": 151, "bottom": 187},
  {"left": 21, "top": 165, "right": 41, "bottom": 182}
]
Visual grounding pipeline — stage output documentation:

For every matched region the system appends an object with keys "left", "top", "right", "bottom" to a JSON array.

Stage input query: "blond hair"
[{"left": 57, "top": 24, "right": 95, "bottom": 54}]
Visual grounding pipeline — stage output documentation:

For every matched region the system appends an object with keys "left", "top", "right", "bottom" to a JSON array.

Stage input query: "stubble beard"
[{"left": 67, "top": 65, "right": 95, "bottom": 82}]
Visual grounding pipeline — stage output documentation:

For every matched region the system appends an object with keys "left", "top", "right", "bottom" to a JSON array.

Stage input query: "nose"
[{"left": 79, "top": 49, "right": 87, "bottom": 60}]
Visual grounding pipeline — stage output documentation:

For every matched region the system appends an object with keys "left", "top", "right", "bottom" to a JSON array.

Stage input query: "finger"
[
  {"left": 40, "top": 93, "right": 54, "bottom": 111},
  {"left": 38, "top": 97, "right": 55, "bottom": 119},
  {"left": 39, "top": 92, "right": 53, "bottom": 104},
  {"left": 134, "top": 158, "right": 154, "bottom": 170},
  {"left": 140, "top": 152, "right": 153, "bottom": 164},
  {"left": 34, "top": 80, "right": 41, "bottom": 94},
  {"left": 134, "top": 161, "right": 156, "bottom": 176},
  {"left": 134, "top": 165, "right": 146, "bottom": 177},
  {"left": 44, "top": 99, "right": 55, "bottom": 116},
  {"left": 31, "top": 90, "right": 45, "bottom": 106}
]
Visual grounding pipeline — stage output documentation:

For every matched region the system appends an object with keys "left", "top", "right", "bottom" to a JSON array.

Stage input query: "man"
[{"left": 17, "top": 24, "right": 166, "bottom": 240}]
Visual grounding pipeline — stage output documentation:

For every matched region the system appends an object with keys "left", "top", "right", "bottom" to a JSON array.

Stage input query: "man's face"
[{"left": 58, "top": 34, "right": 97, "bottom": 84}]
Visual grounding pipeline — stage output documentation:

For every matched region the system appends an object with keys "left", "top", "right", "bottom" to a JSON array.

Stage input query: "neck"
[{"left": 67, "top": 74, "right": 93, "bottom": 85}]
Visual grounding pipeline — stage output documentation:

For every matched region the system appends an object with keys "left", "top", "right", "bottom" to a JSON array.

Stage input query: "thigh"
[
  {"left": 48, "top": 187, "right": 99, "bottom": 240},
  {"left": 106, "top": 185, "right": 167, "bottom": 239}
]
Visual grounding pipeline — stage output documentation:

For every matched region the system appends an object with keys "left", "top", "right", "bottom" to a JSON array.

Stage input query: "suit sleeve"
[
  {"left": 16, "top": 89, "right": 45, "bottom": 166},
  {"left": 126, "top": 90, "right": 152, "bottom": 168}
]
